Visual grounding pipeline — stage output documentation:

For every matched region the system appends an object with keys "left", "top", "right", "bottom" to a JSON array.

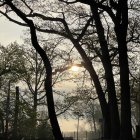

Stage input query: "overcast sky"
[{"left": 0, "top": 16, "right": 25, "bottom": 45}]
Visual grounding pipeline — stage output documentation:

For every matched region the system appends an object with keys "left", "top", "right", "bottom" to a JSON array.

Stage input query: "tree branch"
[
  {"left": 0, "top": 11, "right": 28, "bottom": 26},
  {"left": 77, "top": 16, "right": 93, "bottom": 42}
]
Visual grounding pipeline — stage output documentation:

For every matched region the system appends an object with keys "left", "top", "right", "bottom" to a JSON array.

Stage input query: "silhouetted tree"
[
  {"left": 0, "top": 0, "right": 140, "bottom": 140},
  {"left": 3, "top": 1, "right": 63, "bottom": 139}
]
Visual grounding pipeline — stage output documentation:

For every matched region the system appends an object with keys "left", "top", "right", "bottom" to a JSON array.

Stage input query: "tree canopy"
[{"left": 0, "top": 0, "right": 140, "bottom": 140}]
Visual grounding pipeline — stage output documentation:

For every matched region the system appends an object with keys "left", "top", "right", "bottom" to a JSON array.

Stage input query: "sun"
[{"left": 70, "top": 65, "right": 79, "bottom": 72}]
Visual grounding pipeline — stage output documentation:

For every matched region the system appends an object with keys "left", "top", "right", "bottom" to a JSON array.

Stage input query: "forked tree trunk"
[{"left": 91, "top": 5, "right": 120, "bottom": 139}]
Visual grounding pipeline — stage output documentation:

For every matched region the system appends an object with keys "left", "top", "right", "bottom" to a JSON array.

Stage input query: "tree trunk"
[
  {"left": 30, "top": 24, "right": 64, "bottom": 140},
  {"left": 91, "top": 5, "right": 120, "bottom": 139},
  {"left": 118, "top": 38, "right": 132, "bottom": 140},
  {"left": 13, "top": 86, "right": 20, "bottom": 140},
  {"left": 116, "top": 32, "right": 132, "bottom": 139},
  {"left": 114, "top": 1, "right": 132, "bottom": 139},
  {"left": 30, "top": 25, "right": 63, "bottom": 140},
  {"left": 72, "top": 40, "right": 111, "bottom": 139},
  {"left": 5, "top": 1, "right": 64, "bottom": 139}
]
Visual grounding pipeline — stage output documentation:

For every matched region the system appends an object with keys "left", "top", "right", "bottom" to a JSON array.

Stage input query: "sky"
[
  {"left": 0, "top": 16, "right": 90, "bottom": 132},
  {"left": 0, "top": 16, "right": 24, "bottom": 45}
]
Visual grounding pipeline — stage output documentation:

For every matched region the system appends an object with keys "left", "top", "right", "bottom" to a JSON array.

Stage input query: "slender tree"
[
  {"left": 12, "top": 86, "right": 19, "bottom": 140},
  {"left": 3, "top": 0, "right": 63, "bottom": 139}
]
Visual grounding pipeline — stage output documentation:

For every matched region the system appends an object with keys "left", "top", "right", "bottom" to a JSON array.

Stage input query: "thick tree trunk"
[
  {"left": 115, "top": 32, "right": 132, "bottom": 139},
  {"left": 115, "top": 1, "right": 132, "bottom": 139},
  {"left": 91, "top": 6, "right": 120, "bottom": 140},
  {"left": 118, "top": 38, "right": 132, "bottom": 140}
]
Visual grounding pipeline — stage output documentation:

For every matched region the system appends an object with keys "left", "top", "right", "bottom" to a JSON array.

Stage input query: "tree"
[
  {"left": 2, "top": 1, "right": 63, "bottom": 139},
  {"left": 0, "top": 2, "right": 89, "bottom": 139},
  {"left": 0, "top": 0, "right": 140, "bottom": 139},
  {"left": 32, "top": 0, "right": 134, "bottom": 139},
  {"left": 0, "top": 43, "right": 27, "bottom": 140},
  {"left": 0, "top": 40, "right": 78, "bottom": 139},
  {"left": 0, "top": 1, "right": 111, "bottom": 139}
]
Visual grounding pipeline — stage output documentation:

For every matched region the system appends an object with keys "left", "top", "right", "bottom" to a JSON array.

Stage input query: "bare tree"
[
  {"left": 0, "top": 0, "right": 139, "bottom": 139},
  {"left": 1, "top": 0, "right": 63, "bottom": 139}
]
